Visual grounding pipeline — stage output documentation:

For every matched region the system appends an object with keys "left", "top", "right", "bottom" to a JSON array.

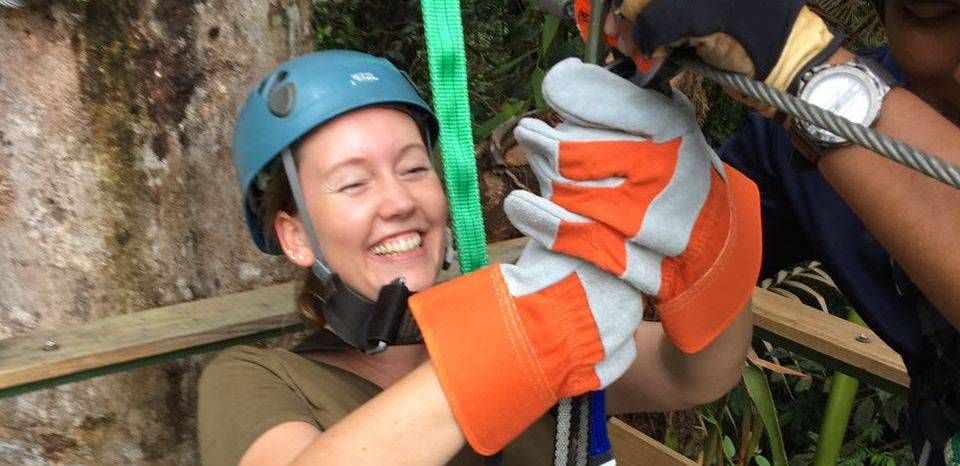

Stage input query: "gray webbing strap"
[
  {"left": 281, "top": 148, "right": 333, "bottom": 280},
  {"left": 576, "top": 395, "right": 590, "bottom": 466},
  {"left": 555, "top": 397, "right": 573, "bottom": 465}
]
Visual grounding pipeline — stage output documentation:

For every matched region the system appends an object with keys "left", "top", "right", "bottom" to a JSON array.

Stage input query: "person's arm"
[
  {"left": 605, "top": 303, "right": 752, "bottom": 414},
  {"left": 800, "top": 48, "right": 960, "bottom": 331},
  {"left": 239, "top": 362, "right": 464, "bottom": 466}
]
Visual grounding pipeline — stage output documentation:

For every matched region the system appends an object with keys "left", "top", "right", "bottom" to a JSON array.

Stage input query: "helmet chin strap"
[
  {"left": 280, "top": 148, "right": 422, "bottom": 354},
  {"left": 281, "top": 148, "right": 333, "bottom": 280}
]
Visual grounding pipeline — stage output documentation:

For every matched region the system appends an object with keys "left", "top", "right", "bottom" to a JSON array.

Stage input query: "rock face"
[{"left": 0, "top": 1, "right": 311, "bottom": 463}]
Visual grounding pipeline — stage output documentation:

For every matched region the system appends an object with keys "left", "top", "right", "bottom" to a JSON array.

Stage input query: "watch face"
[
  {"left": 798, "top": 61, "right": 890, "bottom": 148},
  {"left": 804, "top": 70, "right": 873, "bottom": 145}
]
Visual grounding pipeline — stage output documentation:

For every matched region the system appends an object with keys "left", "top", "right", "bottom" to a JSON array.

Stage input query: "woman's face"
[{"left": 277, "top": 107, "right": 448, "bottom": 300}]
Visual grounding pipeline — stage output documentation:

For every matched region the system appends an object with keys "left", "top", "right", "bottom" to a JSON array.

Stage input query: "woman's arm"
[
  {"left": 605, "top": 303, "right": 753, "bottom": 414},
  {"left": 238, "top": 362, "right": 464, "bottom": 466}
]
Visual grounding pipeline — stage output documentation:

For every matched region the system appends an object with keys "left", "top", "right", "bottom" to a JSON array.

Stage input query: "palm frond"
[
  {"left": 808, "top": 0, "right": 887, "bottom": 48},
  {"left": 760, "top": 260, "right": 852, "bottom": 317}
]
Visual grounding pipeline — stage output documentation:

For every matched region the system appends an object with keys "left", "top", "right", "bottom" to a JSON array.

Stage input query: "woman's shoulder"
[
  {"left": 197, "top": 345, "right": 381, "bottom": 466},
  {"left": 200, "top": 344, "right": 380, "bottom": 401},
  {"left": 201, "top": 345, "right": 304, "bottom": 376},
  {"left": 200, "top": 345, "right": 304, "bottom": 390}
]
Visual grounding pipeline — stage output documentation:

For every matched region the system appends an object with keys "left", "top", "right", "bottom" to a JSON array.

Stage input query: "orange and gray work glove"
[
  {"left": 409, "top": 241, "right": 643, "bottom": 455},
  {"left": 615, "top": 0, "right": 843, "bottom": 96},
  {"left": 508, "top": 57, "right": 762, "bottom": 354}
]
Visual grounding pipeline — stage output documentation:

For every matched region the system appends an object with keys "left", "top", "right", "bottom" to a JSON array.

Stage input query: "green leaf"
[
  {"left": 531, "top": 67, "right": 546, "bottom": 110},
  {"left": 722, "top": 435, "right": 736, "bottom": 459},
  {"left": 492, "top": 48, "right": 538, "bottom": 75},
  {"left": 475, "top": 102, "right": 521, "bottom": 140},
  {"left": 880, "top": 393, "right": 906, "bottom": 431},
  {"left": 540, "top": 14, "right": 560, "bottom": 59},
  {"left": 853, "top": 398, "right": 875, "bottom": 429},
  {"left": 699, "top": 400, "right": 722, "bottom": 426},
  {"left": 663, "top": 422, "right": 680, "bottom": 451},
  {"left": 871, "top": 452, "right": 895, "bottom": 466},
  {"left": 794, "top": 376, "right": 812, "bottom": 393},
  {"left": 755, "top": 455, "right": 771, "bottom": 466},
  {"left": 780, "top": 411, "right": 794, "bottom": 427},
  {"left": 743, "top": 364, "right": 789, "bottom": 466}
]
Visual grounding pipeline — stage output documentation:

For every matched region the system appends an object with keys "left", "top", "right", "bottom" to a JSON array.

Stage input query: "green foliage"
[
  {"left": 762, "top": 263, "right": 912, "bottom": 466},
  {"left": 691, "top": 262, "right": 912, "bottom": 465},
  {"left": 742, "top": 364, "right": 789, "bottom": 466},
  {"left": 703, "top": 83, "right": 749, "bottom": 149},
  {"left": 808, "top": 0, "right": 887, "bottom": 49},
  {"left": 312, "top": 0, "right": 581, "bottom": 137}
]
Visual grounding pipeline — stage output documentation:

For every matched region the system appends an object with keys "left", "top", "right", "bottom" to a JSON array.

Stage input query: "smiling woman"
[
  {"left": 198, "top": 50, "right": 558, "bottom": 466},
  {"left": 197, "top": 49, "right": 759, "bottom": 466}
]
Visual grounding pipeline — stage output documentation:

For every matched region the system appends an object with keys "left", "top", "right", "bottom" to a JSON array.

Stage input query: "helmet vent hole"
[
  {"left": 277, "top": 70, "right": 288, "bottom": 82},
  {"left": 256, "top": 78, "right": 267, "bottom": 95},
  {"left": 268, "top": 82, "right": 296, "bottom": 118}
]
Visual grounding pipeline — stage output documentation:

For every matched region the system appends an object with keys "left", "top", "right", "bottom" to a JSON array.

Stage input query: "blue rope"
[{"left": 588, "top": 390, "right": 615, "bottom": 466}]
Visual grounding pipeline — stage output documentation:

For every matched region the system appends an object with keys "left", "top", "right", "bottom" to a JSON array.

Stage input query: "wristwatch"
[{"left": 793, "top": 57, "right": 895, "bottom": 160}]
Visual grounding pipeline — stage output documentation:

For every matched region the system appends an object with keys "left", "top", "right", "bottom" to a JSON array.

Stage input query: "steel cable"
[{"left": 678, "top": 58, "right": 960, "bottom": 190}]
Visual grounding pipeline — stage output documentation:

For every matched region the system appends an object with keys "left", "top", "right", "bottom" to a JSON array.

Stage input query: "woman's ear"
[{"left": 275, "top": 211, "right": 316, "bottom": 268}]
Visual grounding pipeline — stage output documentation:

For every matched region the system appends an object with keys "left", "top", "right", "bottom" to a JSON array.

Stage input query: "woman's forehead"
[{"left": 299, "top": 107, "right": 425, "bottom": 168}]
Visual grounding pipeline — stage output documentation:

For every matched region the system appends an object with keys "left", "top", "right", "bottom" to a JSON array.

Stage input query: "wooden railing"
[{"left": 0, "top": 237, "right": 908, "bottom": 465}]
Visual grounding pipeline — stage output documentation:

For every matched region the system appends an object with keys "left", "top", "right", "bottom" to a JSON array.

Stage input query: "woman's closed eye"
[
  {"left": 337, "top": 178, "right": 369, "bottom": 193},
  {"left": 404, "top": 165, "right": 430, "bottom": 176}
]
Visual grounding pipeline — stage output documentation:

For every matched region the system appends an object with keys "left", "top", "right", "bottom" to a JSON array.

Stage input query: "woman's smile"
[{"left": 368, "top": 231, "right": 424, "bottom": 258}]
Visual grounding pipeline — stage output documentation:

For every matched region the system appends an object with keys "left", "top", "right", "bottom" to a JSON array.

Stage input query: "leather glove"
[
  {"left": 507, "top": 57, "right": 762, "bottom": 353},
  {"left": 409, "top": 240, "right": 643, "bottom": 455},
  {"left": 614, "top": 0, "right": 843, "bottom": 94}
]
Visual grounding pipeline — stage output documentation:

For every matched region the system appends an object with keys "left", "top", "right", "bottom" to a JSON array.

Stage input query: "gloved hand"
[
  {"left": 409, "top": 241, "right": 643, "bottom": 455},
  {"left": 613, "top": 0, "right": 843, "bottom": 95},
  {"left": 507, "top": 57, "right": 762, "bottom": 354}
]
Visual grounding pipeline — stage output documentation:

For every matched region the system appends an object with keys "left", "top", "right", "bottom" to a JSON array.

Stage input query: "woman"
[{"left": 198, "top": 50, "right": 759, "bottom": 466}]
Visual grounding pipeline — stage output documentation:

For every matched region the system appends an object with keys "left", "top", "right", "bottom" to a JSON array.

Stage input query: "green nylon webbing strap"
[
  {"left": 421, "top": 0, "right": 489, "bottom": 273},
  {"left": 947, "top": 433, "right": 959, "bottom": 465}
]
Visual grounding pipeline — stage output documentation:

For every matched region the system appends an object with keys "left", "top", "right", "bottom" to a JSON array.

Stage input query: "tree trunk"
[{"left": 0, "top": 1, "right": 312, "bottom": 463}]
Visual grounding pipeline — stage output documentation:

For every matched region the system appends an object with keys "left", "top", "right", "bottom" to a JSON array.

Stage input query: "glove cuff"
[
  {"left": 764, "top": 6, "right": 842, "bottom": 93},
  {"left": 657, "top": 165, "right": 762, "bottom": 353},
  {"left": 409, "top": 265, "right": 602, "bottom": 454}
]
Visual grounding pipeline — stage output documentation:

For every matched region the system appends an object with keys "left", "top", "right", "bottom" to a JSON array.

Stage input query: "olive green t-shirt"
[{"left": 197, "top": 345, "right": 554, "bottom": 466}]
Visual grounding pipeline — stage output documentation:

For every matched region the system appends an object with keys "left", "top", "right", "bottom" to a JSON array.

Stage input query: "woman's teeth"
[{"left": 370, "top": 233, "right": 422, "bottom": 256}]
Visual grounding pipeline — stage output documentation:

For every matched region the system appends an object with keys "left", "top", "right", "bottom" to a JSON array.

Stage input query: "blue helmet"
[{"left": 232, "top": 50, "right": 439, "bottom": 254}]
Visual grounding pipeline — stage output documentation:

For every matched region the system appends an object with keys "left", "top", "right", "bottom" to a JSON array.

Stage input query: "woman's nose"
[{"left": 378, "top": 178, "right": 417, "bottom": 219}]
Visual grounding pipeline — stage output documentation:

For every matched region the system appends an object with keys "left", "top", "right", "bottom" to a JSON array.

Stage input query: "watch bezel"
[{"left": 795, "top": 60, "right": 890, "bottom": 148}]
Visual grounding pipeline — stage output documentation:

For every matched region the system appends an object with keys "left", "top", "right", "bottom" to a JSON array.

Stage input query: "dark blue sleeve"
[
  {"left": 718, "top": 114, "right": 815, "bottom": 280},
  {"left": 718, "top": 110, "right": 927, "bottom": 363}
]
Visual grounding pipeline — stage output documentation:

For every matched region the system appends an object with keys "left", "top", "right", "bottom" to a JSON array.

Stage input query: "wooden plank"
[
  {"left": 436, "top": 236, "right": 528, "bottom": 281},
  {"left": 0, "top": 236, "right": 909, "bottom": 399},
  {"left": 609, "top": 417, "right": 696, "bottom": 466},
  {"left": 0, "top": 239, "right": 529, "bottom": 397},
  {"left": 751, "top": 287, "right": 909, "bottom": 390},
  {"left": 0, "top": 282, "right": 301, "bottom": 394}
]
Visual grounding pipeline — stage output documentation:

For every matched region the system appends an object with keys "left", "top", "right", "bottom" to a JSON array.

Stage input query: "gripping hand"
[
  {"left": 615, "top": 0, "right": 842, "bottom": 94},
  {"left": 409, "top": 242, "right": 642, "bottom": 454},
  {"left": 506, "top": 58, "right": 762, "bottom": 353}
]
